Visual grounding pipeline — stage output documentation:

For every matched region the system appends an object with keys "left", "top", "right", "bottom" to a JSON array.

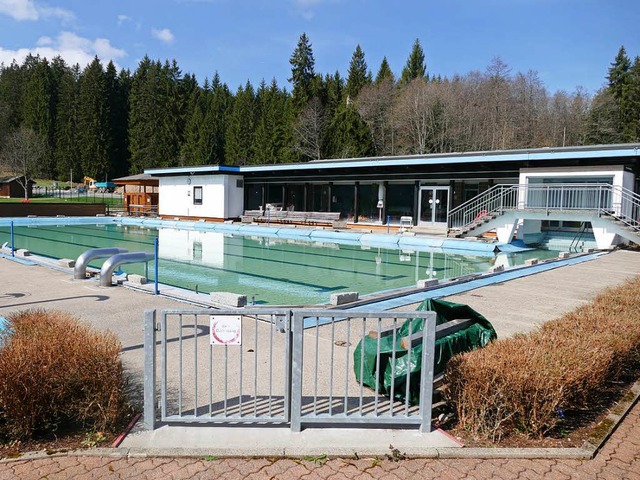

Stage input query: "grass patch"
[{"left": 444, "top": 276, "right": 640, "bottom": 441}]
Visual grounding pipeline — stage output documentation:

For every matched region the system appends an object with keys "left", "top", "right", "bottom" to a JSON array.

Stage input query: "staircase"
[{"left": 447, "top": 183, "right": 640, "bottom": 246}]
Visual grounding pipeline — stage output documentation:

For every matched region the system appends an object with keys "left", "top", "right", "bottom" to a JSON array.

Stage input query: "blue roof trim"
[{"left": 143, "top": 144, "right": 640, "bottom": 176}]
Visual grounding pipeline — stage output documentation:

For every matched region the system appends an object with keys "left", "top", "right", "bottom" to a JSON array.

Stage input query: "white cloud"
[
  {"left": 0, "top": 0, "right": 74, "bottom": 22},
  {"left": 152, "top": 28, "right": 174, "bottom": 44},
  {"left": 291, "top": 0, "right": 332, "bottom": 20},
  {"left": 117, "top": 14, "right": 131, "bottom": 25},
  {"left": 0, "top": 31, "right": 126, "bottom": 69}
]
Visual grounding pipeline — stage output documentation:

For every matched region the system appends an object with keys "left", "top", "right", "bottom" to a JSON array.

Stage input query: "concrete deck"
[{"left": 1, "top": 249, "right": 640, "bottom": 456}]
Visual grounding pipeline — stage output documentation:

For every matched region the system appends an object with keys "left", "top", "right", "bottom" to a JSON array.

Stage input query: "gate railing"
[{"left": 144, "top": 308, "right": 437, "bottom": 432}]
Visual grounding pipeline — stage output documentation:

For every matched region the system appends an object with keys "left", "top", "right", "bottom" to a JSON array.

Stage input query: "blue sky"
[{"left": 0, "top": 0, "right": 638, "bottom": 95}]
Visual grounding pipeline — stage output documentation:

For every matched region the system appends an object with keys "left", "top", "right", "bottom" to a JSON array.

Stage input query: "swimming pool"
[{"left": 0, "top": 220, "right": 559, "bottom": 305}]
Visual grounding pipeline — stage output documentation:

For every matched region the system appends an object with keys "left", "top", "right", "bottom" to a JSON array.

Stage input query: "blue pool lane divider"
[{"left": 1, "top": 215, "right": 526, "bottom": 256}]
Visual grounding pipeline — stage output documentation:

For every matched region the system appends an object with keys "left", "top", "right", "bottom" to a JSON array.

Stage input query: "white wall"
[
  {"left": 158, "top": 174, "right": 244, "bottom": 219},
  {"left": 518, "top": 165, "right": 626, "bottom": 186}
]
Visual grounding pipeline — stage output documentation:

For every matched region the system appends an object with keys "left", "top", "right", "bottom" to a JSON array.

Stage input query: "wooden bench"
[
  {"left": 368, "top": 318, "right": 475, "bottom": 347},
  {"left": 241, "top": 210, "right": 341, "bottom": 226}
]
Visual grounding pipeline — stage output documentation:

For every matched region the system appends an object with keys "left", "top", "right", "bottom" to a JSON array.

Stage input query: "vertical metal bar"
[
  {"left": 404, "top": 318, "right": 412, "bottom": 416},
  {"left": 194, "top": 315, "right": 198, "bottom": 417},
  {"left": 329, "top": 317, "right": 335, "bottom": 415},
  {"left": 359, "top": 320, "right": 366, "bottom": 414},
  {"left": 161, "top": 312, "right": 167, "bottom": 420},
  {"left": 344, "top": 317, "right": 351, "bottom": 415},
  {"left": 10, "top": 221, "right": 14, "bottom": 257},
  {"left": 239, "top": 318, "right": 243, "bottom": 417},
  {"left": 178, "top": 314, "right": 183, "bottom": 416},
  {"left": 209, "top": 327, "right": 212, "bottom": 417},
  {"left": 313, "top": 315, "right": 320, "bottom": 415},
  {"left": 154, "top": 236, "right": 159, "bottom": 295},
  {"left": 224, "top": 344, "right": 228, "bottom": 416},
  {"left": 389, "top": 318, "right": 398, "bottom": 416},
  {"left": 374, "top": 317, "right": 382, "bottom": 416},
  {"left": 284, "top": 311, "right": 293, "bottom": 422},
  {"left": 143, "top": 309, "right": 157, "bottom": 430},
  {"left": 291, "top": 313, "right": 304, "bottom": 432},
  {"left": 419, "top": 313, "right": 437, "bottom": 433},
  {"left": 254, "top": 316, "right": 258, "bottom": 418},
  {"left": 268, "top": 314, "right": 274, "bottom": 417}
]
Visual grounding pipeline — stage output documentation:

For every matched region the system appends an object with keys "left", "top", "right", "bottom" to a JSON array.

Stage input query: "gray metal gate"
[{"left": 144, "top": 308, "right": 436, "bottom": 432}]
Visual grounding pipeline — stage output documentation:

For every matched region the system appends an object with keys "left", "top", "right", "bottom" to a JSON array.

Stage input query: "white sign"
[{"left": 210, "top": 315, "right": 242, "bottom": 345}]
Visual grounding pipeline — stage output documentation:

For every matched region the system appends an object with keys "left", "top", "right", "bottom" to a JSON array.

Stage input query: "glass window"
[
  {"left": 193, "top": 186, "right": 203, "bottom": 205},
  {"left": 332, "top": 184, "right": 355, "bottom": 220},
  {"left": 386, "top": 184, "right": 414, "bottom": 223},
  {"left": 357, "top": 184, "right": 379, "bottom": 223}
]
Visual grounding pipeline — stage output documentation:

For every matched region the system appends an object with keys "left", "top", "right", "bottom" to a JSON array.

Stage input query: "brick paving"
[{"left": 1, "top": 401, "right": 638, "bottom": 479}]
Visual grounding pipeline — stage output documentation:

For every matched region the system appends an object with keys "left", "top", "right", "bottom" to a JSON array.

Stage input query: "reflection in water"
[{"left": 1, "top": 224, "right": 558, "bottom": 305}]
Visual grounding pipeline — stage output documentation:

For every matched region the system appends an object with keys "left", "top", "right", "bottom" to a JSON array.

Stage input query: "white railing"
[{"left": 447, "top": 183, "right": 640, "bottom": 232}]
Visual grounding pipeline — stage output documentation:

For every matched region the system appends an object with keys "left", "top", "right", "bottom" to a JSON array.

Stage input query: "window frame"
[{"left": 193, "top": 186, "right": 203, "bottom": 205}]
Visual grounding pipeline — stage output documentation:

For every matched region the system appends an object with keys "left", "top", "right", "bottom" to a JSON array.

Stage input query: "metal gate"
[{"left": 144, "top": 308, "right": 436, "bottom": 432}]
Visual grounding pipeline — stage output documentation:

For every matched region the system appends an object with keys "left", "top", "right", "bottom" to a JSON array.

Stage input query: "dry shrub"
[
  {"left": 0, "top": 309, "right": 130, "bottom": 441},
  {"left": 444, "top": 276, "right": 640, "bottom": 441}
]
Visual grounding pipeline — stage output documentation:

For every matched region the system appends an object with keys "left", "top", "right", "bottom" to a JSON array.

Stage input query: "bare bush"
[
  {"left": 0, "top": 309, "right": 131, "bottom": 441},
  {"left": 444, "top": 276, "right": 640, "bottom": 440}
]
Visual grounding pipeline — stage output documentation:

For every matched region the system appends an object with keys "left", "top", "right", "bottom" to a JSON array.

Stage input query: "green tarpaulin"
[{"left": 353, "top": 298, "right": 497, "bottom": 404}]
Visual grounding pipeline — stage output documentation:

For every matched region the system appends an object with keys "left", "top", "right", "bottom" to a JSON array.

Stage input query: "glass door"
[{"left": 418, "top": 187, "right": 449, "bottom": 225}]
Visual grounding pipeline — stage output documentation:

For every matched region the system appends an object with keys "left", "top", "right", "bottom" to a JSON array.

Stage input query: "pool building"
[{"left": 145, "top": 143, "right": 640, "bottom": 249}]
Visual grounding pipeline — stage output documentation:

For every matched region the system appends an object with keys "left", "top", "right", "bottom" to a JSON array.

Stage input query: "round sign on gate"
[{"left": 210, "top": 315, "right": 242, "bottom": 345}]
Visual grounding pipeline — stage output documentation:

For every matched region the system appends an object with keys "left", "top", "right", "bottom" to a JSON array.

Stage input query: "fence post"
[
  {"left": 144, "top": 309, "right": 157, "bottom": 430},
  {"left": 290, "top": 312, "right": 304, "bottom": 432},
  {"left": 154, "top": 237, "right": 159, "bottom": 295},
  {"left": 10, "top": 220, "right": 14, "bottom": 257},
  {"left": 418, "top": 312, "right": 437, "bottom": 433}
]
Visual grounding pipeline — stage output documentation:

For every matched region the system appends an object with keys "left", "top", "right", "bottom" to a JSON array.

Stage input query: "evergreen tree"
[
  {"left": 53, "top": 63, "right": 80, "bottom": 181},
  {"left": 289, "top": 33, "right": 316, "bottom": 111},
  {"left": 207, "top": 73, "right": 233, "bottom": 164},
  {"left": 180, "top": 88, "right": 206, "bottom": 165},
  {"left": 129, "top": 57, "right": 182, "bottom": 172},
  {"left": 0, "top": 61, "right": 25, "bottom": 133},
  {"left": 608, "top": 46, "right": 631, "bottom": 101},
  {"left": 252, "top": 79, "right": 293, "bottom": 164},
  {"left": 622, "top": 56, "right": 640, "bottom": 141},
  {"left": 345, "top": 45, "right": 370, "bottom": 100},
  {"left": 77, "top": 56, "right": 110, "bottom": 179},
  {"left": 323, "top": 71, "right": 344, "bottom": 122},
  {"left": 225, "top": 81, "right": 256, "bottom": 165},
  {"left": 375, "top": 57, "right": 394, "bottom": 84},
  {"left": 22, "top": 57, "right": 55, "bottom": 176},
  {"left": 105, "top": 61, "right": 130, "bottom": 178},
  {"left": 400, "top": 38, "right": 427, "bottom": 86},
  {"left": 325, "top": 104, "right": 375, "bottom": 158}
]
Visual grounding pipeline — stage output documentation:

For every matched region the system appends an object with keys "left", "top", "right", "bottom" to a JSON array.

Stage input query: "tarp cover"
[{"left": 353, "top": 298, "right": 497, "bottom": 404}]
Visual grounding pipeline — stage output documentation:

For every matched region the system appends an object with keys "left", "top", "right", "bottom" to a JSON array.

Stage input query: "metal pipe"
[
  {"left": 74, "top": 247, "right": 128, "bottom": 279},
  {"left": 99, "top": 252, "right": 155, "bottom": 287}
]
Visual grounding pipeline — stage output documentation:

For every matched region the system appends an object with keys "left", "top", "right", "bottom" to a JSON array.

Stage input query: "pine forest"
[{"left": 0, "top": 35, "right": 639, "bottom": 182}]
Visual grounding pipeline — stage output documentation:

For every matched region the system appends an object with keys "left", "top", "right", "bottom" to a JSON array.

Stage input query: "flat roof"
[{"left": 144, "top": 143, "right": 640, "bottom": 176}]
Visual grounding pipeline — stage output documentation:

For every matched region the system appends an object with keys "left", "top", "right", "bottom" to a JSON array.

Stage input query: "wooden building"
[{"left": 113, "top": 173, "right": 159, "bottom": 216}]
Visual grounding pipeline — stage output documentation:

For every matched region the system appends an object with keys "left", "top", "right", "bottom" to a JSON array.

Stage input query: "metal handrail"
[{"left": 447, "top": 183, "right": 640, "bottom": 232}]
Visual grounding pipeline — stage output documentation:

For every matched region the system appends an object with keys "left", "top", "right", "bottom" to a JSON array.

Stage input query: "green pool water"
[{"left": 0, "top": 224, "right": 559, "bottom": 305}]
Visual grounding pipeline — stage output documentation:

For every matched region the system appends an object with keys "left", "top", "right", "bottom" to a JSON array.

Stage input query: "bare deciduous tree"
[
  {"left": 356, "top": 78, "right": 396, "bottom": 155},
  {"left": 0, "top": 127, "right": 47, "bottom": 199},
  {"left": 293, "top": 97, "right": 325, "bottom": 160}
]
